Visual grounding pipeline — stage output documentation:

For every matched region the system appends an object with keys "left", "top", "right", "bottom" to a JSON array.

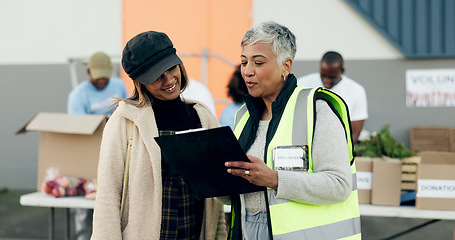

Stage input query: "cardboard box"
[
  {"left": 355, "top": 157, "right": 372, "bottom": 204},
  {"left": 410, "top": 127, "right": 450, "bottom": 152},
  {"left": 371, "top": 157, "right": 402, "bottom": 206},
  {"left": 17, "top": 112, "right": 107, "bottom": 190},
  {"left": 416, "top": 151, "right": 455, "bottom": 211}
]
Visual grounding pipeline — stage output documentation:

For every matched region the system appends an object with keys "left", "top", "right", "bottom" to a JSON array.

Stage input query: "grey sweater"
[
  {"left": 243, "top": 99, "right": 352, "bottom": 210},
  {"left": 276, "top": 99, "right": 352, "bottom": 204}
]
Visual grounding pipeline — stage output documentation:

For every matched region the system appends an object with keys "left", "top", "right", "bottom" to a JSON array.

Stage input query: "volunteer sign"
[
  {"left": 406, "top": 69, "right": 455, "bottom": 107},
  {"left": 417, "top": 179, "right": 455, "bottom": 199}
]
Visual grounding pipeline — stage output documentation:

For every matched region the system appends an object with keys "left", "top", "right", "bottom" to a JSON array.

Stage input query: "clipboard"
[{"left": 154, "top": 126, "right": 265, "bottom": 199}]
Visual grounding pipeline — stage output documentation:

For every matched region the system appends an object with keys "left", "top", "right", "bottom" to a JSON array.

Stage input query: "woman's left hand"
[{"left": 225, "top": 155, "right": 278, "bottom": 190}]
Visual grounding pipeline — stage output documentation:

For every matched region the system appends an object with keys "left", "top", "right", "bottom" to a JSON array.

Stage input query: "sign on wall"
[{"left": 406, "top": 69, "right": 455, "bottom": 107}]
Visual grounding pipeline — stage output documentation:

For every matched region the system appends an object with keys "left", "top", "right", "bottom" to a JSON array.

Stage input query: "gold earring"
[{"left": 283, "top": 75, "right": 286, "bottom": 81}]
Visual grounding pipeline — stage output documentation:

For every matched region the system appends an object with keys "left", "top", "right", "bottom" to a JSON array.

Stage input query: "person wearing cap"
[
  {"left": 91, "top": 31, "right": 227, "bottom": 239},
  {"left": 67, "top": 51, "right": 129, "bottom": 115}
]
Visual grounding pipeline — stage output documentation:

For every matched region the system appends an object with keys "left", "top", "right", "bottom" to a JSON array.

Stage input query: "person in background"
[
  {"left": 67, "top": 51, "right": 129, "bottom": 115},
  {"left": 219, "top": 64, "right": 248, "bottom": 129},
  {"left": 297, "top": 51, "right": 368, "bottom": 143},
  {"left": 224, "top": 21, "right": 360, "bottom": 239},
  {"left": 181, "top": 78, "right": 217, "bottom": 115},
  {"left": 91, "top": 31, "right": 226, "bottom": 239}
]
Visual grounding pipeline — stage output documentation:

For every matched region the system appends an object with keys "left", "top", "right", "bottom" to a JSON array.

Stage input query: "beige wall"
[{"left": 122, "top": 0, "right": 252, "bottom": 117}]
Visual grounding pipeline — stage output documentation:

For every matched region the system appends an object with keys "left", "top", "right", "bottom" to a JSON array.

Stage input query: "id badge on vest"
[{"left": 272, "top": 145, "right": 309, "bottom": 172}]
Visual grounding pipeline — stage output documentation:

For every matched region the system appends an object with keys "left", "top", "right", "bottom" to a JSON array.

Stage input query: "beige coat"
[{"left": 92, "top": 100, "right": 227, "bottom": 239}]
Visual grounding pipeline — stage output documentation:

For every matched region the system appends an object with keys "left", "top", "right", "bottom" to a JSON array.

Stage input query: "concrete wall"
[{"left": 1, "top": 64, "right": 71, "bottom": 189}]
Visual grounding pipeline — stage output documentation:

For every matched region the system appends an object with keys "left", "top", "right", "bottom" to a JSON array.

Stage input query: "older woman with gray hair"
[{"left": 224, "top": 21, "right": 361, "bottom": 240}]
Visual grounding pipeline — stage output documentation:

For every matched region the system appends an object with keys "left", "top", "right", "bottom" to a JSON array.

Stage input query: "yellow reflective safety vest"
[{"left": 229, "top": 83, "right": 361, "bottom": 240}]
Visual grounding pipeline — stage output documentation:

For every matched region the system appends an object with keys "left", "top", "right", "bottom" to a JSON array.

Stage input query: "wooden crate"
[
  {"left": 401, "top": 182, "right": 417, "bottom": 190},
  {"left": 410, "top": 127, "right": 450, "bottom": 152},
  {"left": 401, "top": 156, "right": 421, "bottom": 191},
  {"left": 450, "top": 128, "right": 455, "bottom": 152}
]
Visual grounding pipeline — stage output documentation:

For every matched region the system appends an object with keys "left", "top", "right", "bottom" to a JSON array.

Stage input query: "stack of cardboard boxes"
[
  {"left": 416, "top": 151, "right": 455, "bottom": 211},
  {"left": 355, "top": 126, "right": 455, "bottom": 209},
  {"left": 410, "top": 127, "right": 455, "bottom": 211},
  {"left": 355, "top": 157, "right": 402, "bottom": 206}
]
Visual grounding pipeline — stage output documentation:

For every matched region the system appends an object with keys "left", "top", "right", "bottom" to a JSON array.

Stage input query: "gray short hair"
[{"left": 241, "top": 21, "right": 296, "bottom": 66}]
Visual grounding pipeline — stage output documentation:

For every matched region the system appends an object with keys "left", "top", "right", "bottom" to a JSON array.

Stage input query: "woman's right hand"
[{"left": 225, "top": 155, "right": 278, "bottom": 190}]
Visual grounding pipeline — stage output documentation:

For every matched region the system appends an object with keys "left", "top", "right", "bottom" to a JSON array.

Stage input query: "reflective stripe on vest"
[
  {"left": 233, "top": 86, "right": 361, "bottom": 240},
  {"left": 234, "top": 103, "right": 248, "bottom": 131}
]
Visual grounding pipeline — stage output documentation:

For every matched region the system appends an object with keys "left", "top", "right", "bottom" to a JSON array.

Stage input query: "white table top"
[
  {"left": 20, "top": 192, "right": 94, "bottom": 209},
  {"left": 359, "top": 204, "right": 455, "bottom": 220},
  {"left": 20, "top": 192, "right": 455, "bottom": 220}
]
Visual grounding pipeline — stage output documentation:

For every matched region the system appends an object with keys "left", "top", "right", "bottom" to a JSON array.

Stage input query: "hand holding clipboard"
[{"left": 154, "top": 126, "right": 265, "bottom": 199}]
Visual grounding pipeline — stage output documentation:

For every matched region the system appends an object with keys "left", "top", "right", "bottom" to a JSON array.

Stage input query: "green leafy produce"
[{"left": 354, "top": 124, "right": 416, "bottom": 159}]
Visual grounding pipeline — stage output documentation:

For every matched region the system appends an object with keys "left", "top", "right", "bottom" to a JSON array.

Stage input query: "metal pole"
[
  {"left": 64, "top": 208, "right": 70, "bottom": 240},
  {"left": 201, "top": 47, "right": 208, "bottom": 86},
  {"left": 49, "top": 207, "right": 54, "bottom": 240},
  {"left": 68, "top": 59, "right": 79, "bottom": 90},
  {"left": 208, "top": 52, "right": 236, "bottom": 67}
]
